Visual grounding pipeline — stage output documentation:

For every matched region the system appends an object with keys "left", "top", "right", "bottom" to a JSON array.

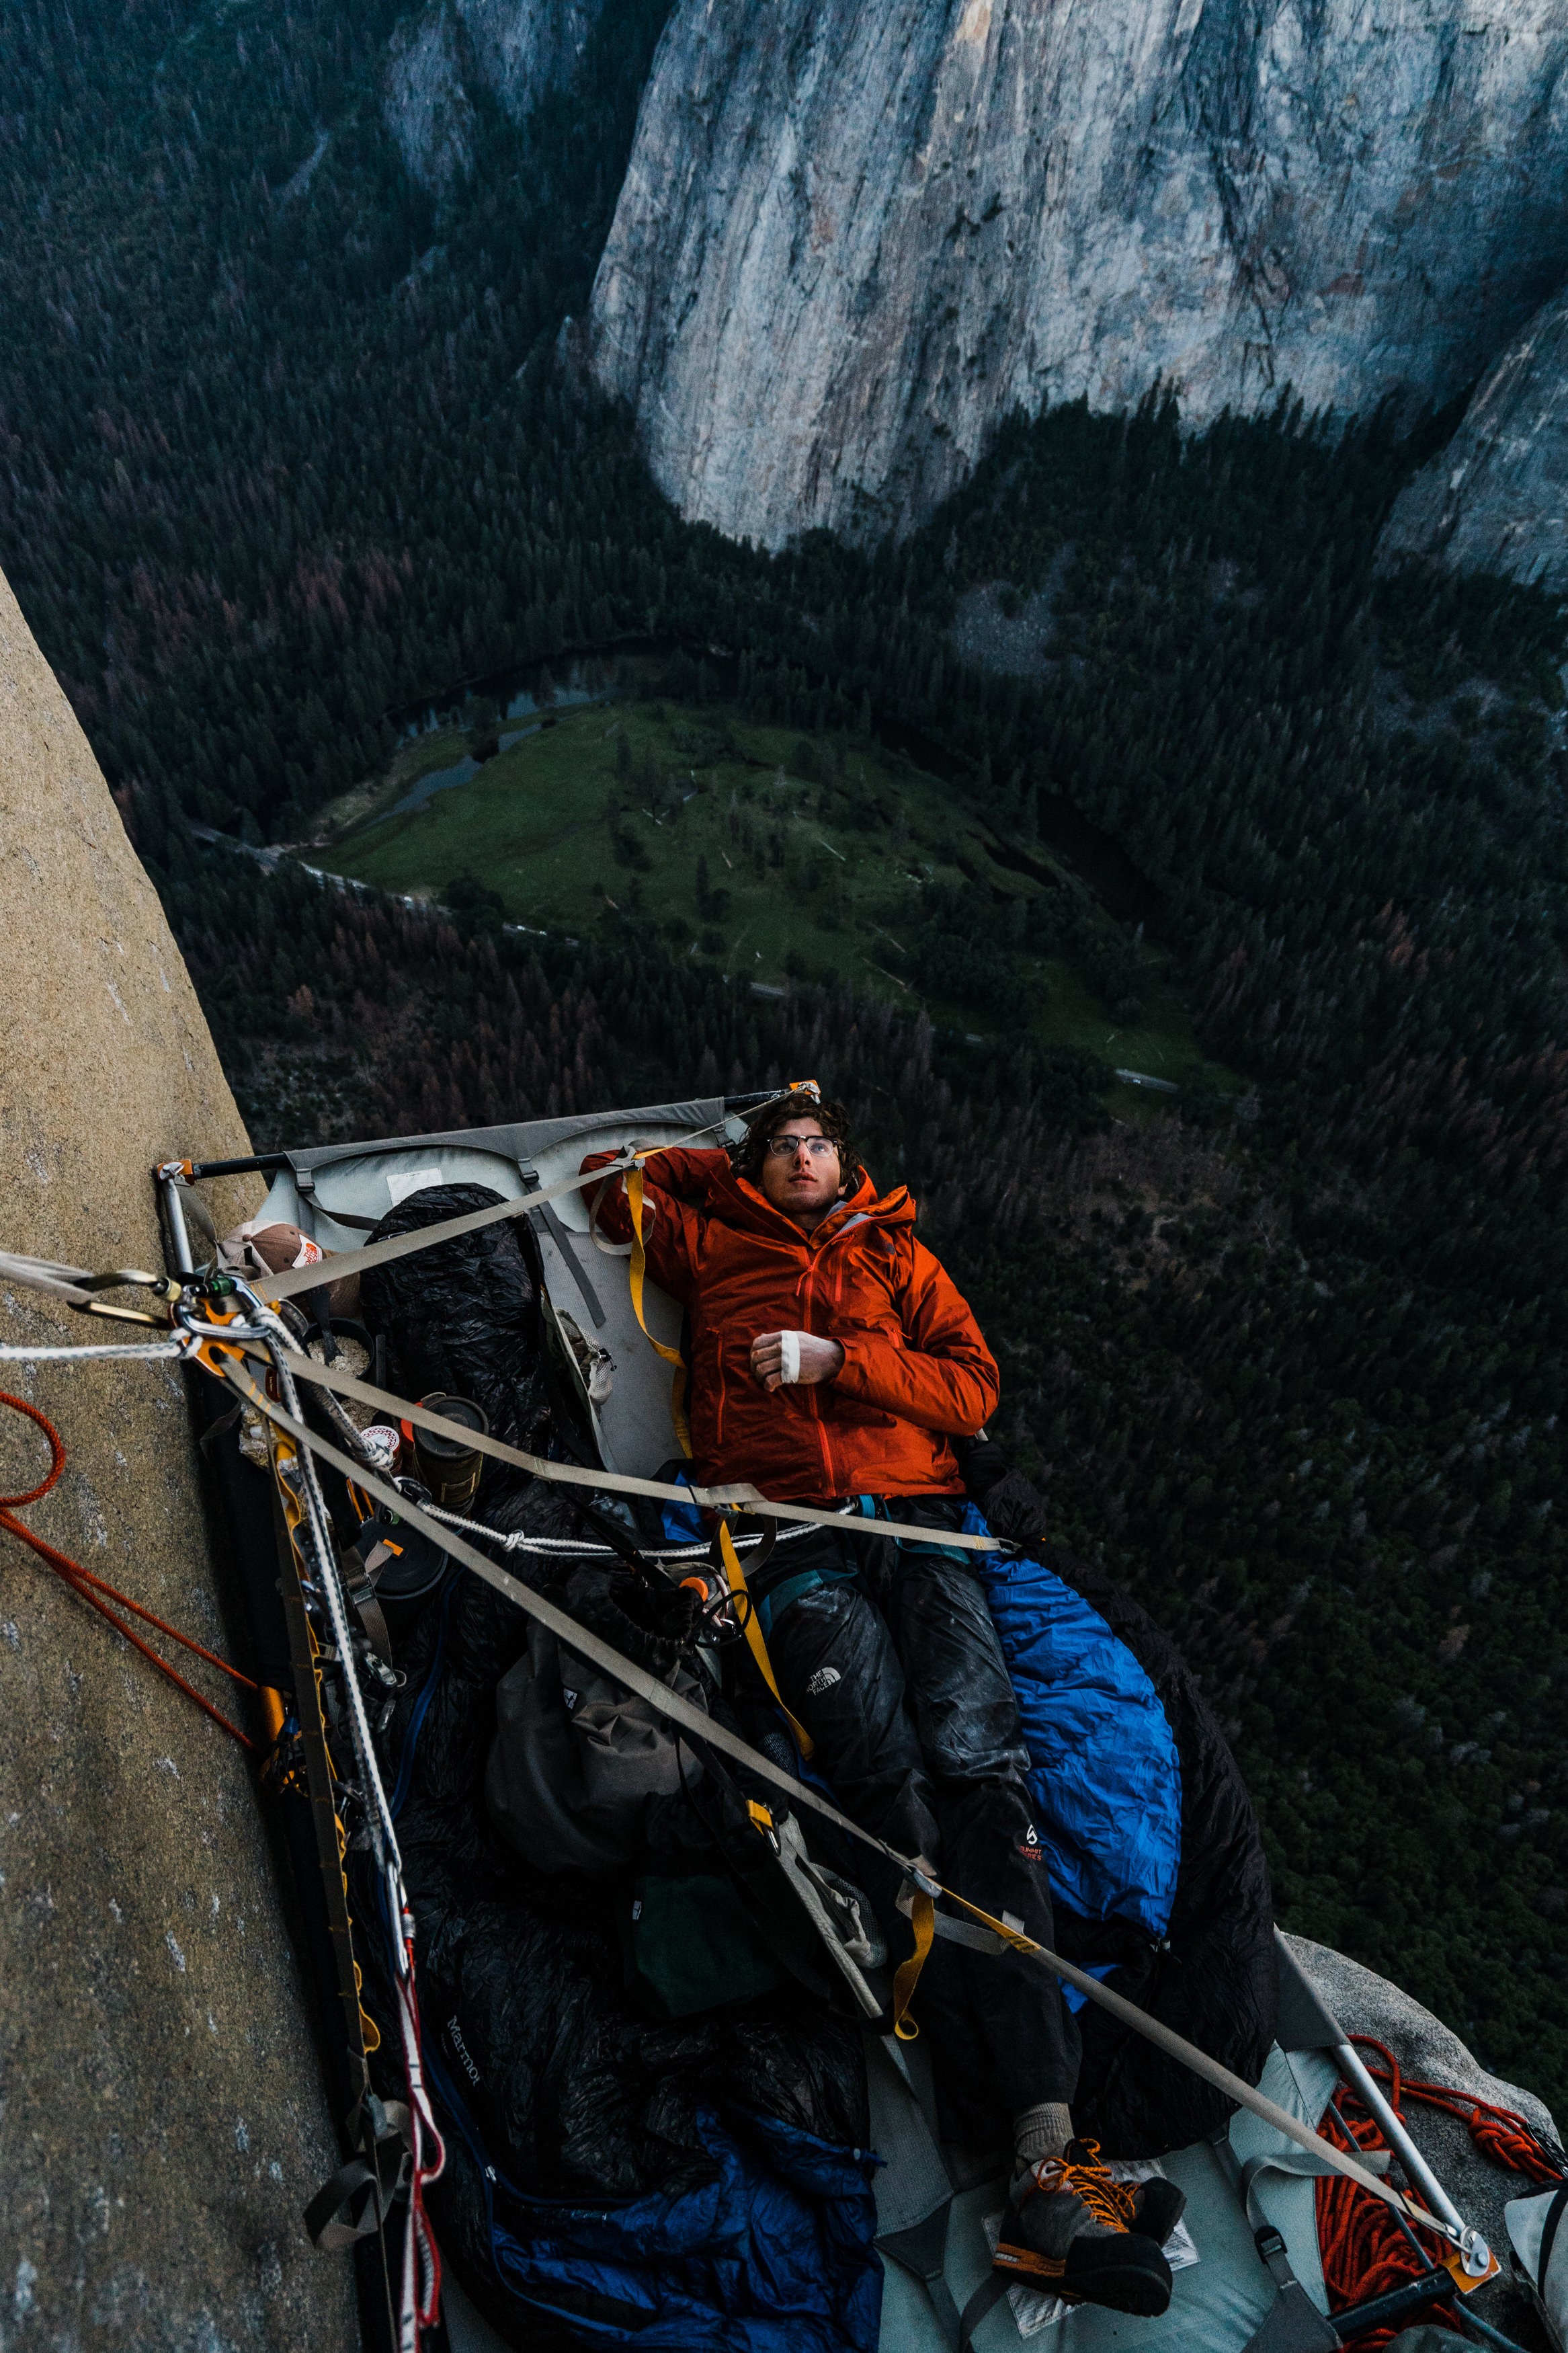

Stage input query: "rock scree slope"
[
  {"left": 1381, "top": 280, "right": 1568, "bottom": 592},
  {"left": 589, "top": 0, "right": 1568, "bottom": 545},
  {"left": 0, "top": 565, "right": 356, "bottom": 2348}
]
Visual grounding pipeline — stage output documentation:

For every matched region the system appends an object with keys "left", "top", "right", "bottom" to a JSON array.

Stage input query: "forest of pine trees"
[{"left": 5, "top": 0, "right": 1567, "bottom": 2115}]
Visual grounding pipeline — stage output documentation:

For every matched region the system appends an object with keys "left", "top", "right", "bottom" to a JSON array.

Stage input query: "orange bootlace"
[{"left": 1029, "top": 2141, "right": 1136, "bottom": 2232}]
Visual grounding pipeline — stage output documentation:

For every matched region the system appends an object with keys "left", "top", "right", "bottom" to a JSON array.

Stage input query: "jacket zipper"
[
  {"left": 798, "top": 1251, "right": 838, "bottom": 1494},
  {"left": 806, "top": 1213, "right": 895, "bottom": 1497}
]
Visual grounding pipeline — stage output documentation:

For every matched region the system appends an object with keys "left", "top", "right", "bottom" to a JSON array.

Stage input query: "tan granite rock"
[{"left": 0, "top": 565, "right": 358, "bottom": 2348}]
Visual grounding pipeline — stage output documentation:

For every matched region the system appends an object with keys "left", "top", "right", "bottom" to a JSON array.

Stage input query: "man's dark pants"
[{"left": 752, "top": 1497, "right": 1079, "bottom": 2152}]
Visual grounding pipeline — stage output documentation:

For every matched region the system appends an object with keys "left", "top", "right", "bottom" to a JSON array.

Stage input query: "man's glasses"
[{"left": 764, "top": 1135, "right": 838, "bottom": 1160}]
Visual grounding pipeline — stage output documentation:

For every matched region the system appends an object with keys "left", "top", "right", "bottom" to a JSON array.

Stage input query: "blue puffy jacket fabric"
[{"left": 965, "top": 1503, "right": 1183, "bottom": 1939}]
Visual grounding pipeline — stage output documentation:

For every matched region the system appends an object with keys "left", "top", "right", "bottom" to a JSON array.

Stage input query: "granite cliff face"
[
  {"left": 0, "top": 566, "right": 354, "bottom": 2348},
  {"left": 589, "top": 0, "right": 1568, "bottom": 546},
  {"left": 1380, "top": 283, "right": 1568, "bottom": 591},
  {"left": 384, "top": 0, "right": 606, "bottom": 188},
  {"left": 385, "top": 5, "right": 479, "bottom": 191}
]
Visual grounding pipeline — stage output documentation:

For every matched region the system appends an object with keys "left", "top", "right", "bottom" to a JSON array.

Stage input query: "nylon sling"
[
  {"left": 624, "top": 1160, "right": 694, "bottom": 1458},
  {"left": 716, "top": 1519, "right": 815, "bottom": 1758},
  {"left": 214, "top": 1343, "right": 1467, "bottom": 2259},
  {"left": 257, "top": 1340, "right": 1007, "bottom": 1551},
  {"left": 251, "top": 1117, "right": 735, "bottom": 1305},
  {"left": 892, "top": 1890, "right": 936, "bottom": 2042}
]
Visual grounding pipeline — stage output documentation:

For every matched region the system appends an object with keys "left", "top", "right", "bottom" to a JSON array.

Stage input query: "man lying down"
[{"left": 584, "top": 1084, "right": 1184, "bottom": 2318}]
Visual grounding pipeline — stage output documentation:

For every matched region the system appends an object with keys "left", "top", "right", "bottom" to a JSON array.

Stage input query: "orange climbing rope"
[
  {"left": 0, "top": 1388, "right": 257, "bottom": 1749},
  {"left": 1316, "top": 2032, "right": 1565, "bottom": 2350}
]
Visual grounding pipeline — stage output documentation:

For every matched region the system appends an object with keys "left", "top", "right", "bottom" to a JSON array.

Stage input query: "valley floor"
[{"left": 311, "top": 695, "right": 1238, "bottom": 1093}]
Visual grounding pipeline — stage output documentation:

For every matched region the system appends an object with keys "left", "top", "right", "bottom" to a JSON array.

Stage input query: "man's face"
[{"left": 757, "top": 1117, "right": 845, "bottom": 1224}]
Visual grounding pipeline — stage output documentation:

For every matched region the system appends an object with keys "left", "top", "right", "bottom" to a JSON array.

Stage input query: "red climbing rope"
[
  {"left": 1, "top": 1388, "right": 256, "bottom": 1750},
  {"left": 1316, "top": 2032, "right": 1565, "bottom": 2351},
  {"left": 1359, "top": 2040, "right": 1565, "bottom": 2188}
]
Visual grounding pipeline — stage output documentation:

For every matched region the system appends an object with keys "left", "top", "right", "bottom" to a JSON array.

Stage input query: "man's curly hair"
[{"left": 735, "top": 1088, "right": 863, "bottom": 1192}]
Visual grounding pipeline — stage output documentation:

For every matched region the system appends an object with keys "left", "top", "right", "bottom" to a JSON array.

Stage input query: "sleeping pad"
[
  {"left": 347, "top": 1185, "right": 1274, "bottom": 2342},
  {"left": 349, "top": 1187, "right": 882, "bottom": 2352}
]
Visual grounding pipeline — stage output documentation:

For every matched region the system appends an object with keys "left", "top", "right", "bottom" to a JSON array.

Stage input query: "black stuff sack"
[{"left": 358, "top": 1183, "right": 556, "bottom": 1517}]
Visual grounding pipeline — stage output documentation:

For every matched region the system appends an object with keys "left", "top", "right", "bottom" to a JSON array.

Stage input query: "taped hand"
[{"left": 750, "top": 1329, "right": 845, "bottom": 1392}]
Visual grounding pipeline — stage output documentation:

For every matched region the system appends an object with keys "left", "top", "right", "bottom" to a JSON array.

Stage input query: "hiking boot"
[
  {"left": 993, "top": 2139, "right": 1173, "bottom": 2315},
  {"left": 1129, "top": 2169, "right": 1187, "bottom": 2248}
]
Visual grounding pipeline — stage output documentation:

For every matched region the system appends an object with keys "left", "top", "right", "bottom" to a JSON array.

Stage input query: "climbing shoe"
[
  {"left": 1128, "top": 2168, "right": 1187, "bottom": 2248},
  {"left": 993, "top": 2139, "right": 1174, "bottom": 2315}
]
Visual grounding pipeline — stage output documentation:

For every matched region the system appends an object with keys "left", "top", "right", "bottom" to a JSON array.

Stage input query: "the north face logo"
[{"left": 804, "top": 1667, "right": 841, "bottom": 1697}]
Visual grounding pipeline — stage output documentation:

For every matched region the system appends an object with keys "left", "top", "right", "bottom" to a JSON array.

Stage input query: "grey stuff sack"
[{"left": 485, "top": 1566, "right": 708, "bottom": 1874}]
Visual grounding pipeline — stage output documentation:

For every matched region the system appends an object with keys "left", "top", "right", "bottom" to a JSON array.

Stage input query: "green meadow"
[{"left": 317, "top": 699, "right": 1237, "bottom": 1094}]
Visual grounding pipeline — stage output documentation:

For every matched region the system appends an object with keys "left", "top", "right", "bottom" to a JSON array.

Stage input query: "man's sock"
[{"left": 1012, "top": 2101, "right": 1074, "bottom": 2199}]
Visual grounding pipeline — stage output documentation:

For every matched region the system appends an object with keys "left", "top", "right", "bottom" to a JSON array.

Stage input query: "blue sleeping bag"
[
  {"left": 964, "top": 1502, "right": 1183, "bottom": 1942},
  {"left": 428, "top": 2044, "right": 882, "bottom": 2351},
  {"left": 957, "top": 1476, "right": 1278, "bottom": 2155}
]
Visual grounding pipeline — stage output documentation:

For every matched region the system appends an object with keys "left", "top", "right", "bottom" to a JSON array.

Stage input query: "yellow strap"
[
  {"left": 891, "top": 1890, "right": 934, "bottom": 2040},
  {"left": 718, "top": 1521, "right": 815, "bottom": 1759},
  {"left": 625, "top": 1162, "right": 694, "bottom": 1458},
  {"left": 625, "top": 1165, "right": 680, "bottom": 1366}
]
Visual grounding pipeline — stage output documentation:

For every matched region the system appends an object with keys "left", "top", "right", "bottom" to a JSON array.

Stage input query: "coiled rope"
[
  {"left": 0, "top": 1388, "right": 256, "bottom": 1749},
  {"left": 1316, "top": 2032, "right": 1565, "bottom": 2350}
]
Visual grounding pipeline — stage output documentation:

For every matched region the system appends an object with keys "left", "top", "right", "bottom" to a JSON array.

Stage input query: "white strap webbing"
[
  {"left": 260, "top": 1339, "right": 1006, "bottom": 1552},
  {"left": 0, "top": 1252, "right": 151, "bottom": 1306},
  {"left": 253, "top": 1150, "right": 641, "bottom": 1301},
  {"left": 245, "top": 1107, "right": 743, "bottom": 1304},
  {"left": 222, "top": 1352, "right": 1456, "bottom": 2249}
]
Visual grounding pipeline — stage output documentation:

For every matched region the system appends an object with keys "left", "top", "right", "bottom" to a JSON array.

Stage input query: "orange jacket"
[{"left": 581, "top": 1147, "right": 999, "bottom": 1501}]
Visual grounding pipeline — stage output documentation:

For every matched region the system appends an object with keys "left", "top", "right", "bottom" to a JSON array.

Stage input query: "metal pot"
[{"left": 410, "top": 1392, "right": 489, "bottom": 1511}]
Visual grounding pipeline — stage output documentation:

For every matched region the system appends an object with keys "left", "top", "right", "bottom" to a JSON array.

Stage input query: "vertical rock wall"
[
  {"left": 1380, "top": 283, "right": 1568, "bottom": 592},
  {"left": 589, "top": 0, "right": 1568, "bottom": 546},
  {"left": 383, "top": 0, "right": 608, "bottom": 189},
  {"left": 0, "top": 567, "right": 357, "bottom": 2348},
  {"left": 454, "top": 0, "right": 607, "bottom": 121}
]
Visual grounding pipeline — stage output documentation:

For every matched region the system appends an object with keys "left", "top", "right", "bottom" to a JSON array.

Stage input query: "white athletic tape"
[{"left": 779, "top": 1331, "right": 801, "bottom": 1384}]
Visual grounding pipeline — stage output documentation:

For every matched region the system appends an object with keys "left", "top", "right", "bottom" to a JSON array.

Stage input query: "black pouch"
[{"left": 619, "top": 1868, "right": 789, "bottom": 2020}]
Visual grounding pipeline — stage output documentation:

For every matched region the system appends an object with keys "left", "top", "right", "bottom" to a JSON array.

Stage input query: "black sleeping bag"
[
  {"left": 350, "top": 1188, "right": 882, "bottom": 2351},
  {"left": 360, "top": 1181, "right": 560, "bottom": 1521},
  {"left": 358, "top": 1567, "right": 881, "bottom": 2350}
]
